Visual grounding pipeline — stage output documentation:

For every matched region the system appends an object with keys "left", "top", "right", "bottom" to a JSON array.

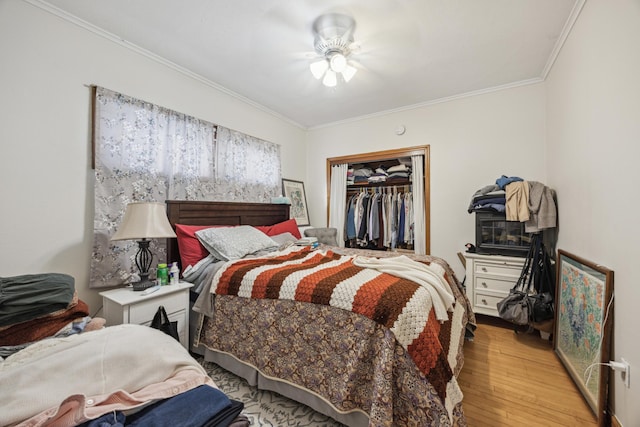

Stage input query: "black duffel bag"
[
  {"left": 529, "top": 291, "right": 554, "bottom": 323},
  {"left": 497, "top": 233, "right": 555, "bottom": 325}
]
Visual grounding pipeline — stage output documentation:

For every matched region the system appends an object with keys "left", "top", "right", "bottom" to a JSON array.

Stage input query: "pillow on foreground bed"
[
  {"left": 1, "top": 324, "right": 215, "bottom": 427},
  {"left": 195, "top": 225, "right": 279, "bottom": 261}
]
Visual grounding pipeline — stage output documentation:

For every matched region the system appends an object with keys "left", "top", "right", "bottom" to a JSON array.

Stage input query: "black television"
[{"left": 475, "top": 211, "right": 531, "bottom": 257}]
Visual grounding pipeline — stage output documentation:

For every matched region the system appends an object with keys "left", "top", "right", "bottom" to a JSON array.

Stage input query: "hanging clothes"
[{"left": 343, "top": 186, "right": 414, "bottom": 250}]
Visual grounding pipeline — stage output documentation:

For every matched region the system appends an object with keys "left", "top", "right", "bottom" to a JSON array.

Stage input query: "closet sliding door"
[{"left": 326, "top": 145, "right": 430, "bottom": 255}]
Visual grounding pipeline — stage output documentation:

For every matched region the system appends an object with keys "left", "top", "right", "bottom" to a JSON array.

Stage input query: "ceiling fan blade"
[
  {"left": 310, "top": 59, "right": 328, "bottom": 79},
  {"left": 342, "top": 64, "right": 357, "bottom": 82}
]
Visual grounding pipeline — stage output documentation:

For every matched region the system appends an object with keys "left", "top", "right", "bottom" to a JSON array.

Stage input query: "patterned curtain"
[{"left": 90, "top": 87, "right": 281, "bottom": 288}]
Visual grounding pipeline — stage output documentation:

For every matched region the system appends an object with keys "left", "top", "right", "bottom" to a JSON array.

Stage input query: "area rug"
[{"left": 199, "top": 358, "right": 346, "bottom": 427}]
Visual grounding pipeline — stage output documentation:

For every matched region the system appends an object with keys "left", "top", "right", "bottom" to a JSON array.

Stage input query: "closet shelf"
[{"left": 347, "top": 180, "right": 412, "bottom": 188}]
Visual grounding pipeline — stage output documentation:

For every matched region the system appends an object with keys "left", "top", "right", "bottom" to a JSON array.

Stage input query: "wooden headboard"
[{"left": 165, "top": 200, "right": 291, "bottom": 266}]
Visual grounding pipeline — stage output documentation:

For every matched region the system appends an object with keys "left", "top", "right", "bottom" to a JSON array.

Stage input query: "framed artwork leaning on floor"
[{"left": 554, "top": 249, "right": 614, "bottom": 427}]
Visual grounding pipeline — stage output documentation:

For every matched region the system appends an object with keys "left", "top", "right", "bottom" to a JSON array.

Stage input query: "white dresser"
[
  {"left": 100, "top": 282, "right": 193, "bottom": 349},
  {"left": 464, "top": 253, "right": 525, "bottom": 317}
]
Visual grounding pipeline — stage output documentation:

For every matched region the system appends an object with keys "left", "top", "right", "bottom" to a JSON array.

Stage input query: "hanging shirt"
[
  {"left": 357, "top": 193, "right": 370, "bottom": 244},
  {"left": 398, "top": 196, "right": 406, "bottom": 244},
  {"left": 345, "top": 194, "right": 358, "bottom": 240}
]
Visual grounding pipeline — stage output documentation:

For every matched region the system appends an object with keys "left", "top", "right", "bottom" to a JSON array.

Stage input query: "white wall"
[
  {"left": 305, "top": 83, "right": 547, "bottom": 279},
  {"left": 545, "top": 0, "right": 640, "bottom": 424},
  {"left": 0, "top": 0, "right": 306, "bottom": 311}
]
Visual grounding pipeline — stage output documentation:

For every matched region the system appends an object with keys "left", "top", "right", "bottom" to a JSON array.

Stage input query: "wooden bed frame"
[{"left": 165, "top": 200, "right": 290, "bottom": 266}]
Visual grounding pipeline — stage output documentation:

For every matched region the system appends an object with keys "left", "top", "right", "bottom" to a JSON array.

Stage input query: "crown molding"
[
  {"left": 541, "top": 0, "right": 587, "bottom": 79},
  {"left": 23, "top": 0, "right": 306, "bottom": 130},
  {"left": 23, "top": 0, "right": 585, "bottom": 131},
  {"left": 308, "top": 77, "right": 545, "bottom": 130}
]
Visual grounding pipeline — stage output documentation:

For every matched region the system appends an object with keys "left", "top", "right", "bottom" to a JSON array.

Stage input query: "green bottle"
[{"left": 157, "top": 263, "right": 168, "bottom": 286}]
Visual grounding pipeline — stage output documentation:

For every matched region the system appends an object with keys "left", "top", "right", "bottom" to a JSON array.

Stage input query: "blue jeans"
[{"left": 80, "top": 385, "right": 234, "bottom": 427}]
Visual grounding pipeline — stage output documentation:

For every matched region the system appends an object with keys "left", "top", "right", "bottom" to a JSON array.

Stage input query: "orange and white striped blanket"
[{"left": 209, "top": 246, "right": 465, "bottom": 405}]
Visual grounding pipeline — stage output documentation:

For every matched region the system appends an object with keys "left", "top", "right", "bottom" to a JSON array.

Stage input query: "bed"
[
  {"left": 0, "top": 273, "right": 248, "bottom": 427},
  {"left": 166, "top": 200, "right": 476, "bottom": 427}
]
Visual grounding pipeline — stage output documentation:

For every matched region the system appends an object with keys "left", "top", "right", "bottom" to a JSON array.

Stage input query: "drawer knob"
[
  {"left": 481, "top": 299, "right": 488, "bottom": 305},
  {"left": 481, "top": 267, "right": 488, "bottom": 272},
  {"left": 481, "top": 281, "right": 488, "bottom": 288}
]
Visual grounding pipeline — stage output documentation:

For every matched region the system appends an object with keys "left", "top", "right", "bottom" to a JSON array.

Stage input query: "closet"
[{"left": 326, "top": 145, "right": 430, "bottom": 254}]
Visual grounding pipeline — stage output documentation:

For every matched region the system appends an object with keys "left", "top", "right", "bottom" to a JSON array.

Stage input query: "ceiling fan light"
[
  {"left": 310, "top": 13, "right": 360, "bottom": 86},
  {"left": 342, "top": 64, "right": 357, "bottom": 82},
  {"left": 329, "top": 53, "right": 347, "bottom": 73},
  {"left": 322, "top": 70, "right": 337, "bottom": 87},
  {"left": 310, "top": 60, "right": 328, "bottom": 79}
]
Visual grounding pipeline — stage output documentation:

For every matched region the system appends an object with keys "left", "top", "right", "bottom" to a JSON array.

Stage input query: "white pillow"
[
  {"left": 195, "top": 225, "right": 278, "bottom": 261},
  {"left": 269, "top": 232, "right": 298, "bottom": 246}
]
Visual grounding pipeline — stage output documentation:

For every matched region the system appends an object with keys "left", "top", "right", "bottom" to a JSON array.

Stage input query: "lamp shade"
[{"left": 111, "top": 202, "right": 176, "bottom": 241}]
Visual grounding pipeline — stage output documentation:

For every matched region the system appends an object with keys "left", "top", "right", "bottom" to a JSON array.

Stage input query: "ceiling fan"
[{"left": 308, "top": 13, "right": 359, "bottom": 87}]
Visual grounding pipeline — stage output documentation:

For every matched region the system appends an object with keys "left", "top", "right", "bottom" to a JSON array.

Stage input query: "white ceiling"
[{"left": 41, "top": 0, "right": 581, "bottom": 128}]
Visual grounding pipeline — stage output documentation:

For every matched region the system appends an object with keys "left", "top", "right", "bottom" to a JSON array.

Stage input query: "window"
[{"left": 90, "top": 86, "right": 281, "bottom": 288}]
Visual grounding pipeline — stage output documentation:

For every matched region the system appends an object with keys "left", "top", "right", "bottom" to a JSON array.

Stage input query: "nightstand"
[{"left": 99, "top": 282, "right": 193, "bottom": 349}]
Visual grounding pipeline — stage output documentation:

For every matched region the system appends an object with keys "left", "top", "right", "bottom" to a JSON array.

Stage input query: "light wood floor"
[{"left": 458, "top": 315, "right": 598, "bottom": 427}]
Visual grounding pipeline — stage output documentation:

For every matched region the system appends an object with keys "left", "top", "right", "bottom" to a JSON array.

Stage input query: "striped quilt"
[{"left": 209, "top": 246, "right": 465, "bottom": 408}]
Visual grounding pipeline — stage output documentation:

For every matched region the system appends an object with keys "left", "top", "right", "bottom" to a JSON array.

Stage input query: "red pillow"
[
  {"left": 255, "top": 219, "right": 301, "bottom": 239},
  {"left": 175, "top": 224, "right": 220, "bottom": 270}
]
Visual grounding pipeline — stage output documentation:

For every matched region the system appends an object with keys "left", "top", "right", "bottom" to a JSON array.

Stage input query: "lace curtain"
[{"left": 90, "top": 87, "right": 281, "bottom": 288}]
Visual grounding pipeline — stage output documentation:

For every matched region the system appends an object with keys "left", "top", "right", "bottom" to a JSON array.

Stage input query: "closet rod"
[{"left": 347, "top": 184, "right": 412, "bottom": 193}]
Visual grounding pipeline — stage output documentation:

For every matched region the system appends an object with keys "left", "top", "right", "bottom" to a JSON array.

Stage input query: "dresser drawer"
[
  {"left": 474, "top": 276, "right": 517, "bottom": 293},
  {"left": 474, "top": 293, "right": 505, "bottom": 311},
  {"left": 129, "top": 293, "right": 185, "bottom": 324},
  {"left": 474, "top": 261, "right": 522, "bottom": 278}
]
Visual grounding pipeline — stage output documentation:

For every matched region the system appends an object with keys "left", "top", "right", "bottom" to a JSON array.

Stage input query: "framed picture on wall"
[
  {"left": 282, "top": 178, "right": 310, "bottom": 226},
  {"left": 554, "top": 250, "right": 614, "bottom": 427}
]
